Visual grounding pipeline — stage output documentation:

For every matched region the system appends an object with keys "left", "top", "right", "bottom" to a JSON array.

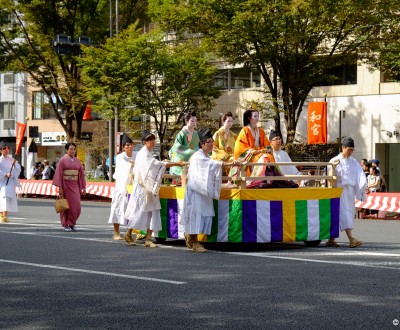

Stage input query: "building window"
[
  {"left": 316, "top": 64, "right": 357, "bottom": 86},
  {"left": 212, "top": 68, "right": 262, "bottom": 90},
  {"left": 0, "top": 102, "right": 15, "bottom": 119},
  {"left": 32, "top": 91, "right": 63, "bottom": 119},
  {"left": 3, "top": 73, "right": 15, "bottom": 84},
  {"left": 213, "top": 70, "right": 229, "bottom": 89}
]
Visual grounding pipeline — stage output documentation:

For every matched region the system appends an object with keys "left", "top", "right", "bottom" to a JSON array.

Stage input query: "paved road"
[{"left": 0, "top": 198, "right": 399, "bottom": 329}]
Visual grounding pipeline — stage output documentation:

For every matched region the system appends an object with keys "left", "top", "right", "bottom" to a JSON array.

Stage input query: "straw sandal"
[
  {"left": 124, "top": 232, "right": 136, "bottom": 246},
  {"left": 144, "top": 240, "right": 157, "bottom": 248},
  {"left": 349, "top": 238, "right": 363, "bottom": 248},
  {"left": 192, "top": 242, "right": 207, "bottom": 253}
]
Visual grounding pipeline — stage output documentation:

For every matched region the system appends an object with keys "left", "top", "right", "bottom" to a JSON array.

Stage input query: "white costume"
[
  {"left": 329, "top": 153, "right": 366, "bottom": 231},
  {"left": 108, "top": 152, "right": 134, "bottom": 225},
  {"left": 273, "top": 149, "right": 301, "bottom": 176},
  {"left": 182, "top": 149, "right": 223, "bottom": 235},
  {"left": 0, "top": 155, "right": 21, "bottom": 213},
  {"left": 125, "top": 146, "right": 166, "bottom": 233}
]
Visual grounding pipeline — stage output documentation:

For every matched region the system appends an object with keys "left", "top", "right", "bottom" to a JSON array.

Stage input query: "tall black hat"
[
  {"left": 121, "top": 134, "right": 133, "bottom": 147},
  {"left": 341, "top": 137, "right": 354, "bottom": 148},
  {"left": 197, "top": 128, "right": 213, "bottom": 142},
  {"left": 141, "top": 130, "right": 154, "bottom": 142},
  {"left": 269, "top": 129, "right": 281, "bottom": 141}
]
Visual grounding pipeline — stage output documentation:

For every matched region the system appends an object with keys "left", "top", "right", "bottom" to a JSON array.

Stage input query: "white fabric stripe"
[
  {"left": 177, "top": 199, "right": 185, "bottom": 239},
  {"left": 217, "top": 200, "right": 229, "bottom": 242},
  {"left": 381, "top": 196, "right": 389, "bottom": 211},
  {"left": 307, "top": 200, "right": 320, "bottom": 241},
  {"left": 371, "top": 196, "right": 381, "bottom": 210},
  {"left": 389, "top": 197, "right": 399, "bottom": 212},
  {"left": 256, "top": 200, "right": 270, "bottom": 243}
]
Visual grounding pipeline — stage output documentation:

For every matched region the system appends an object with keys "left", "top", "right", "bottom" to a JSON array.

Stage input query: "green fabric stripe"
[
  {"left": 157, "top": 198, "right": 168, "bottom": 239},
  {"left": 295, "top": 200, "right": 308, "bottom": 241},
  {"left": 319, "top": 199, "right": 331, "bottom": 239},
  {"left": 228, "top": 199, "right": 242, "bottom": 242},
  {"left": 207, "top": 199, "right": 219, "bottom": 242}
]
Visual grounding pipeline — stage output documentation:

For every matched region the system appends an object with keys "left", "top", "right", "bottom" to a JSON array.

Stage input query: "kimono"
[
  {"left": 230, "top": 125, "right": 273, "bottom": 179},
  {"left": 329, "top": 153, "right": 367, "bottom": 231},
  {"left": 272, "top": 150, "right": 302, "bottom": 176},
  {"left": 52, "top": 155, "right": 86, "bottom": 227},
  {"left": 169, "top": 127, "right": 200, "bottom": 176},
  {"left": 125, "top": 146, "right": 166, "bottom": 233},
  {"left": 108, "top": 152, "right": 134, "bottom": 225},
  {"left": 211, "top": 127, "right": 237, "bottom": 162},
  {"left": 0, "top": 156, "right": 21, "bottom": 213},
  {"left": 182, "top": 149, "right": 223, "bottom": 235}
]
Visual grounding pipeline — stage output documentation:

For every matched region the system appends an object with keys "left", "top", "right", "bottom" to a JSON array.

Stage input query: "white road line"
[
  {"left": 0, "top": 259, "right": 186, "bottom": 285},
  {"left": 226, "top": 252, "right": 400, "bottom": 270}
]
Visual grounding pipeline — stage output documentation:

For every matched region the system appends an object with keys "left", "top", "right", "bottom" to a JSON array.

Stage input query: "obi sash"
[{"left": 64, "top": 169, "right": 79, "bottom": 181}]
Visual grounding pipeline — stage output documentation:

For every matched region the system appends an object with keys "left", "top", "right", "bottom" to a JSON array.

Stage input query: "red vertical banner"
[
  {"left": 307, "top": 102, "right": 327, "bottom": 144},
  {"left": 15, "top": 122, "right": 27, "bottom": 155}
]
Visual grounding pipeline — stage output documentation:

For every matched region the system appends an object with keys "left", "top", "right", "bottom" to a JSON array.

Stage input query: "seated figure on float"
[
  {"left": 230, "top": 109, "right": 273, "bottom": 183},
  {"left": 211, "top": 112, "right": 237, "bottom": 188},
  {"left": 168, "top": 112, "right": 200, "bottom": 184}
]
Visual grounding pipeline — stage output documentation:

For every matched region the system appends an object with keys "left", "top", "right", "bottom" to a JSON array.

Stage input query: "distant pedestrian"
[
  {"left": 41, "top": 160, "right": 51, "bottom": 180},
  {"left": 0, "top": 141, "right": 21, "bottom": 223}
]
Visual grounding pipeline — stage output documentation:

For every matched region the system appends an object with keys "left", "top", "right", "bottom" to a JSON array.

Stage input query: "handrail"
[{"left": 162, "top": 161, "right": 339, "bottom": 189}]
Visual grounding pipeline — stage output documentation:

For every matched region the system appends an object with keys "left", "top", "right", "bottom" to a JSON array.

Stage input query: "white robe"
[
  {"left": 108, "top": 152, "right": 134, "bottom": 225},
  {"left": 273, "top": 149, "right": 302, "bottom": 176},
  {"left": 125, "top": 146, "right": 166, "bottom": 232},
  {"left": 329, "top": 153, "right": 367, "bottom": 231},
  {"left": 182, "top": 149, "right": 223, "bottom": 235},
  {"left": 0, "top": 155, "right": 21, "bottom": 213}
]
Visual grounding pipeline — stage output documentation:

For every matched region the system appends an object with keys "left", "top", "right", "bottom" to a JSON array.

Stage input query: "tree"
[
  {"left": 79, "top": 26, "right": 221, "bottom": 156},
  {"left": 363, "top": 0, "right": 400, "bottom": 82},
  {"left": 0, "top": 0, "right": 147, "bottom": 140},
  {"left": 149, "top": 0, "right": 394, "bottom": 142}
]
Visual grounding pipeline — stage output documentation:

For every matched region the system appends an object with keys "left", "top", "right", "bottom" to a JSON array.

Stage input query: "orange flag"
[
  {"left": 307, "top": 102, "right": 327, "bottom": 144},
  {"left": 15, "top": 122, "right": 27, "bottom": 156}
]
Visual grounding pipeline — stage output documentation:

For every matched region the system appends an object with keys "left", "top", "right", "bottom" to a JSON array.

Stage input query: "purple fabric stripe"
[
  {"left": 270, "top": 201, "right": 283, "bottom": 242},
  {"left": 167, "top": 199, "right": 179, "bottom": 238},
  {"left": 330, "top": 198, "right": 340, "bottom": 238},
  {"left": 242, "top": 200, "right": 257, "bottom": 243}
]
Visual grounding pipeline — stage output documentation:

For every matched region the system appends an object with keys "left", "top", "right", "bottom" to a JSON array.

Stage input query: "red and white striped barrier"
[
  {"left": 355, "top": 192, "right": 400, "bottom": 212},
  {"left": 17, "top": 179, "right": 115, "bottom": 199}
]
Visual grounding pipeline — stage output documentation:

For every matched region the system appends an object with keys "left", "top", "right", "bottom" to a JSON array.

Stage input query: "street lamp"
[
  {"left": 108, "top": 0, "right": 119, "bottom": 181},
  {"left": 339, "top": 110, "right": 346, "bottom": 141}
]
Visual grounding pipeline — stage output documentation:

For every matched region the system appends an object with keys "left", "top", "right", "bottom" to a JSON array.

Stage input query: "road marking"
[
  {"left": 0, "top": 258, "right": 186, "bottom": 285},
  {"left": 226, "top": 252, "right": 400, "bottom": 270}
]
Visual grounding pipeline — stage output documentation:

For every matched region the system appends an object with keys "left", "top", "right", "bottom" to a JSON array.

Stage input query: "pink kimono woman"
[{"left": 53, "top": 150, "right": 86, "bottom": 230}]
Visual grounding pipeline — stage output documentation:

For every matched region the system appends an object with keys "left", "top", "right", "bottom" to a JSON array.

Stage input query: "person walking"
[
  {"left": 125, "top": 131, "right": 183, "bottom": 247},
  {"left": 108, "top": 134, "right": 135, "bottom": 241},
  {"left": 0, "top": 142, "right": 21, "bottom": 223},
  {"left": 182, "top": 128, "right": 241, "bottom": 252},
  {"left": 326, "top": 137, "right": 366, "bottom": 248},
  {"left": 52, "top": 142, "right": 86, "bottom": 231}
]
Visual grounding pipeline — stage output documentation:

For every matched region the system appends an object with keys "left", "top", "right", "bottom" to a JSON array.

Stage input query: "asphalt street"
[{"left": 0, "top": 198, "right": 399, "bottom": 329}]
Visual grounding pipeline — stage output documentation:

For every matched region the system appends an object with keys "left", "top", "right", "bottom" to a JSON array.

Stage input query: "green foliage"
[
  {"left": 0, "top": 0, "right": 146, "bottom": 140},
  {"left": 284, "top": 141, "right": 341, "bottom": 163},
  {"left": 149, "top": 0, "right": 395, "bottom": 142},
  {"left": 79, "top": 27, "right": 221, "bottom": 156}
]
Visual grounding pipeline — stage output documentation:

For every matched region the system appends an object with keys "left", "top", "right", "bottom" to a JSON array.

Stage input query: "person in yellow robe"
[
  {"left": 230, "top": 109, "right": 273, "bottom": 181},
  {"left": 211, "top": 112, "right": 237, "bottom": 162}
]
